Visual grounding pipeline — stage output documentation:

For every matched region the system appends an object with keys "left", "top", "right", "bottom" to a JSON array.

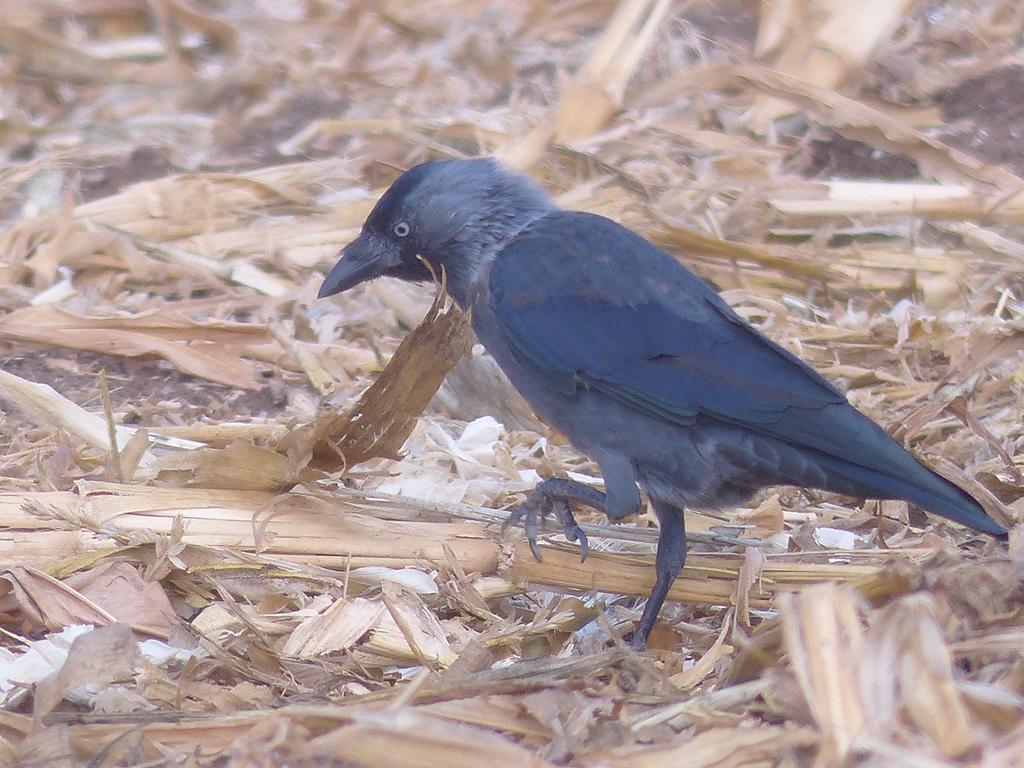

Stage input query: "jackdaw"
[{"left": 319, "top": 157, "right": 1006, "bottom": 648}]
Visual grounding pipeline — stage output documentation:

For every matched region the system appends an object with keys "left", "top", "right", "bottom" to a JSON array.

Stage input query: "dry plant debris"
[{"left": 0, "top": 1, "right": 1023, "bottom": 766}]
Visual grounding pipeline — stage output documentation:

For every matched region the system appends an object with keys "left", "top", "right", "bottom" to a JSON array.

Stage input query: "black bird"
[{"left": 319, "top": 158, "right": 1006, "bottom": 648}]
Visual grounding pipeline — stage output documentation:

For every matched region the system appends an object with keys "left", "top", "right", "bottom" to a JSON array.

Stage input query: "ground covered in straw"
[{"left": 1, "top": 1, "right": 1023, "bottom": 766}]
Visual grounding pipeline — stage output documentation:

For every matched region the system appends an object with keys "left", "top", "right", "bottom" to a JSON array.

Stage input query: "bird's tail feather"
[{"left": 813, "top": 451, "right": 1007, "bottom": 537}]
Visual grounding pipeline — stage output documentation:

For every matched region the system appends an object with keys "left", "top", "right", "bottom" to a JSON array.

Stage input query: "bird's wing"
[{"left": 488, "top": 211, "right": 866, "bottom": 461}]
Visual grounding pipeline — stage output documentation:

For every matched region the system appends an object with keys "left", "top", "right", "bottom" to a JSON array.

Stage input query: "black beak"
[{"left": 317, "top": 233, "right": 401, "bottom": 298}]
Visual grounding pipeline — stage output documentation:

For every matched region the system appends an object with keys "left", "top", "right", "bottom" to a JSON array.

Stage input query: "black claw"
[
  {"left": 553, "top": 499, "right": 589, "bottom": 562},
  {"left": 523, "top": 506, "right": 538, "bottom": 541},
  {"left": 527, "top": 536, "right": 544, "bottom": 562},
  {"left": 506, "top": 496, "right": 549, "bottom": 562},
  {"left": 501, "top": 507, "right": 521, "bottom": 533},
  {"left": 507, "top": 488, "right": 593, "bottom": 563},
  {"left": 553, "top": 500, "right": 572, "bottom": 535}
]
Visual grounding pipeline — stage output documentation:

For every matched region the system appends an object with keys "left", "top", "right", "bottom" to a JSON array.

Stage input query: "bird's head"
[{"left": 318, "top": 158, "right": 552, "bottom": 308}]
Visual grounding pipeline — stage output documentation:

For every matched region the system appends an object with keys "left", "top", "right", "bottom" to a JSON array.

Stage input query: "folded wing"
[
  {"left": 486, "top": 211, "right": 1005, "bottom": 536},
  {"left": 489, "top": 212, "right": 886, "bottom": 472}
]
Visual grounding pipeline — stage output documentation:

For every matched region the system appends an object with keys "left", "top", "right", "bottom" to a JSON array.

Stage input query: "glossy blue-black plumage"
[
  {"left": 320, "top": 158, "right": 1006, "bottom": 647},
  {"left": 482, "top": 211, "right": 1004, "bottom": 536}
]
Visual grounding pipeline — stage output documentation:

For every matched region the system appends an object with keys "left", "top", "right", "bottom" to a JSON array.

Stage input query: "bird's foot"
[
  {"left": 503, "top": 490, "right": 589, "bottom": 563},
  {"left": 627, "top": 631, "right": 647, "bottom": 652}
]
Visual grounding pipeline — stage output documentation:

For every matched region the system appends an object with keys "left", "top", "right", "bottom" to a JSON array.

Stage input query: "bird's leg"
[
  {"left": 503, "top": 478, "right": 605, "bottom": 562},
  {"left": 630, "top": 501, "right": 687, "bottom": 650}
]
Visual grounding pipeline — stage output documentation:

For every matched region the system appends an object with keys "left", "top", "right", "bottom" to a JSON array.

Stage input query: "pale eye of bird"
[{"left": 393, "top": 221, "right": 411, "bottom": 238}]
